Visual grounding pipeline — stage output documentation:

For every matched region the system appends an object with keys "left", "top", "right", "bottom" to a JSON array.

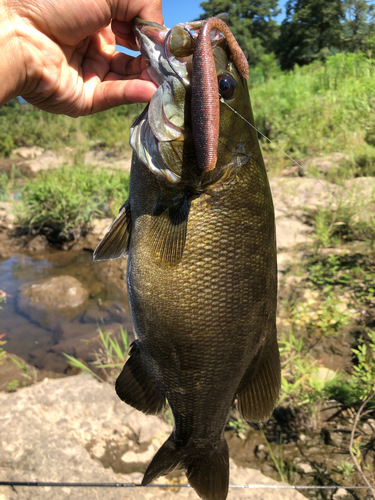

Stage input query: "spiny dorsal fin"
[
  {"left": 93, "top": 200, "right": 132, "bottom": 261},
  {"left": 237, "top": 335, "right": 281, "bottom": 423},
  {"left": 148, "top": 195, "right": 189, "bottom": 267}
]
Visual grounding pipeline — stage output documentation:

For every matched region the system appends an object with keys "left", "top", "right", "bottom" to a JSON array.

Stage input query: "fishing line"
[
  {"left": 163, "top": 29, "right": 191, "bottom": 86},
  {"left": 1, "top": 481, "right": 375, "bottom": 490},
  {"left": 220, "top": 97, "right": 375, "bottom": 231}
]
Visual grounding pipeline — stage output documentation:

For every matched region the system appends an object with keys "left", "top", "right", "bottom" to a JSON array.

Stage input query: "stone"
[
  {"left": 332, "top": 488, "right": 352, "bottom": 499},
  {"left": 306, "top": 153, "right": 349, "bottom": 174},
  {"left": 27, "top": 151, "right": 65, "bottom": 173},
  {"left": 84, "top": 150, "right": 132, "bottom": 171},
  {"left": 276, "top": 217, "right": 313, "bottom": 250},
  {"left": 11, "top": 146, "right": 44, "bottom": 160},
  {"left": 0, "top": 201, "right": 16, "bottom": 229},
  {"left": 0, "top": 375, "right": 306, "bottom": 500},
  {"left": 26, "top": 234, "right": 49, "bottom": 252},
  {"left": 297, "top": 463, "right": 314, "bottom": 474},
  {"left": 17, "top": 276, "right": 88, "bottom": 329}
]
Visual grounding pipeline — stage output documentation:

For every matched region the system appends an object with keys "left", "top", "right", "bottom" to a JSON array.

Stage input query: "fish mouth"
[{"left": 130, "top": 19, "right": 194, "bottom": 183}]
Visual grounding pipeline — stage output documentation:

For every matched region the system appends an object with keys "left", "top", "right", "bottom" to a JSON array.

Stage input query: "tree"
[
  {"left": 199, "top": 0, "right": 281, "bottom": 65},
  {"left": 344, "top": 0, "right": 375, "bottom": 52},
  {"left": 277, "top": 0, "right": 344, "bottom": 70}
]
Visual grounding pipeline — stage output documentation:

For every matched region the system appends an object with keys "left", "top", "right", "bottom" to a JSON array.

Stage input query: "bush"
[{"left": 16, "top": 164, "right": 130, "bottom": 241}]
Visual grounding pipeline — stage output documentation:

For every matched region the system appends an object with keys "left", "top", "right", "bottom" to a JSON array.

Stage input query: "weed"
[
  {"left": 16, "top": 164, "right": 130, "bottom": 241},
  {"left": 64, "top": 327, "right": 129, "bottom": 384},
  {"left": 351, "top": 330, "right": 375, "bottom": 401},
  {"left": 6, "top": 380, "right": 20, "bottom": 393},
  {"left": 337, "top": 460, "right": 355, "bottom": 480},
  {"left": 0, "top": 333, "right": 6, "bottom": 365},
  {"left": 10, "top": 356, "right": 37, "bottom": 382},
  {"left": 228, "top": 417, "right": 249, "bottom": 440}
]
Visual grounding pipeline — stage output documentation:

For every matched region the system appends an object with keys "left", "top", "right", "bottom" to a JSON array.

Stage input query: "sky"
[{"left": 119, "top": 0, "right": 288, "bottom": 55}]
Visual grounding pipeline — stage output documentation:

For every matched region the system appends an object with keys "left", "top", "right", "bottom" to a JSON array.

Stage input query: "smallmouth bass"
[{"left": 94, "top": 16, "right": 280, "bottom": 500}]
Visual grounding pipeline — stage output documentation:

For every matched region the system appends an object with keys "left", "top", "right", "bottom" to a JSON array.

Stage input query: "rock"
[
  {"left": 84, "top": 150, "right": 132, "bottom": 171},
  {"left": 0, "top": 375, "right": 306, "bottom": 500},
  {"left": 27, "top": 151, "right": 65, "bottom": 173},
  {"left": 306, "top": 153, "right": 349, "bottom": 174},
  {"left": 0, "top": 201, "right": 16, "bottom": 229},
  {"left": 332, "top": 488, "right": 352, "bottom": 499},
  {"left": 276, "top": 217, "right": 313, "bottom": 250},
  {"left": 297, "top": 463, "right": 314, "bottom": 474},
  {"left": 11, "top": 146, "right": 44, "bottom": 160},
  {"left": 17, "top": 276, "right": 89, "bottom": 328},
  {"left": 26, "top": 234, "right": 49, "bottom": 252}
]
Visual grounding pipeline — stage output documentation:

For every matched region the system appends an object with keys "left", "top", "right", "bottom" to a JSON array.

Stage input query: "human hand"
[{"left": 0, "top": 0, "right": 163, "bottom": 116}]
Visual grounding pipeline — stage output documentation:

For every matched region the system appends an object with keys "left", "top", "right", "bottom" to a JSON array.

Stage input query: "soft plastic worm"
[{"left": 191, "top": 17, "right": 249, "bottom": 172}]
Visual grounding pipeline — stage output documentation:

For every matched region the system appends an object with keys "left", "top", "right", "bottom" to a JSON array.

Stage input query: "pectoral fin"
[
  {"left": 116, "top": 340, "right": 166, "bottom": 415},
  {"left": 93, "top": 200, "right": 132, "bottom": 261},
  {"left": 237, "top": 336, "right": 281, "bottom": 422},
  {"left": 148, "top": 195, "right": 189, "bottom": 267}
]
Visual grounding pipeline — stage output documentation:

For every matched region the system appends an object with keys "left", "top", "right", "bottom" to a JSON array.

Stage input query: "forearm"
[{"left": 0, "top": 3, "right": 25, "bottom": 106}]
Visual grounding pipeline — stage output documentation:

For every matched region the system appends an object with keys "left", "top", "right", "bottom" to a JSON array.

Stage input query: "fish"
[{"left": 94, "top": 15, "right": 280, "bottom": 500}]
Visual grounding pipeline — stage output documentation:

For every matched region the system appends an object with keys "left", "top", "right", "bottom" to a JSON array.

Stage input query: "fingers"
[
  {"left": 89, "top": 79, "right": 157, "bottom": 114},
  {"left": 110, "top": 0, "right": 164, "bottom": 25}
]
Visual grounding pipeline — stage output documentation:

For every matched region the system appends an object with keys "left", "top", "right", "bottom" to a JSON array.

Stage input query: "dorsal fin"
[{"left": 93, "top": 200, "right": 132, "bottom": 261}]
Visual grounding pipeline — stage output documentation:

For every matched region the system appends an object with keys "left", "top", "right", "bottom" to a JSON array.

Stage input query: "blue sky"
[
  {"left": 120, "top": 0, "right": 288, "bottom": 55},
  {"left": 162, "top": 0, "right": 288, "bottom": 28}
]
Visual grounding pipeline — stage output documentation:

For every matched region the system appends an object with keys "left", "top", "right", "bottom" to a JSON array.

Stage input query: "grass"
[
  {"left": 0, "top": 99, "right": 142, "bottom": 157},
  {"left": 250, "top": 52, "right": 375, "bottom": 178},
  {"left": 16, "top": 163, "right": 130, "bottom": 241}
]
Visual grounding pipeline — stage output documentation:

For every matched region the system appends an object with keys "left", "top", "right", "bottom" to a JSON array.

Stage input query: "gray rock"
[
  {"left": 84, "top": 150, "right": 131, "bottom": 171},
  {"left": 0, "top": 375, "right": 306, "bottom": 500},
  {"left": 17, "top": 276, "right": 88, "bottom": 328},
  {"left": 305, "top": 153, "right": 349, "bottom": 174},
  {"left": 0, "top": 201, "right": 16, "bottom": 229}
]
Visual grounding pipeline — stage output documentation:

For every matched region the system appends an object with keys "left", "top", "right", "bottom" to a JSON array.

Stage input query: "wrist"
[{"left": 0, "top": 2, "right": 27, "bottom": 106}]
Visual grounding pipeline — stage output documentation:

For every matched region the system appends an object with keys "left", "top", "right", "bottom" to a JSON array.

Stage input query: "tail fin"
[{"left": 142, "top": 435, "right": 229, "bottom": 500}]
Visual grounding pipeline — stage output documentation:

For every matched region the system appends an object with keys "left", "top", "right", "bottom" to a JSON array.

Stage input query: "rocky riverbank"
[{"left": 0, "top": 375, "right": 307, "bottom": 500}]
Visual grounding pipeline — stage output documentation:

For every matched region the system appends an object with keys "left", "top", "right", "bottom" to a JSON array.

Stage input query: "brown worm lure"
[{"left": 191, "top": 18, "right": 250, "bottom": 172}]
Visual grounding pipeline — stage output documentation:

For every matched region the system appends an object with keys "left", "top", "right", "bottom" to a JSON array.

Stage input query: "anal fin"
[
  {"left": 237, "top": 336, "right": 281, "bottom": 423},
  {"left": 115, "top": 340, "right": 166, "bottom": 415},
  {"left": 93, "top": 200, "right": 132, "bottom": 261}
]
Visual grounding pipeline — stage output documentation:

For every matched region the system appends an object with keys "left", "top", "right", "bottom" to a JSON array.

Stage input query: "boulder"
[
  {"left": 17, "top": 276, "right": 88, "bottom": 329},
  {"left": 0, "top": 375, "right": 306, "bottom": 500}
]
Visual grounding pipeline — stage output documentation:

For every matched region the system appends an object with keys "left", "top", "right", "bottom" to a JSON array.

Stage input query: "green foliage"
[
  {"left": 0, "top": 167, "right": 24, "bottom": 201},
  {"left": 351, "top": 330, "right": 375, "bottom": 399},
  {"left": 0, "top": 333, "right": 6, "bottom": 366},
  {"left": 10, "top": 356, "right": 37, "bottom": 382},
  {"left": 228, "top": 417, "right": 249, "bottom": 439},
  {"left": 278, "top": 330, "right": 341, "bottom": 410},
  {"left": 277, "top": 0, "right": 344, "bottom": 70},
  {"left": 337, "top": 460, "right": 355, "bottom": 479},
  {"left": 199, "top": 0, "right": 281, "bottom": 64},
  {"left": 64, "top": 327, "right": 129, "bottom": 384},
  {"left": 252, "top": 52, "right": 375, "bottom": 165},
  {"left": 0, "top": 102, "right": 140, "bottom": 157},
  {"left": 16, "top": 164, "right": 130, "bottom": 241},
  {"left": 344, "top": 0, "right": 375, "bottom": 53},
  {"left": 6, "top": 380, "right": 20, "bottom": 393}
]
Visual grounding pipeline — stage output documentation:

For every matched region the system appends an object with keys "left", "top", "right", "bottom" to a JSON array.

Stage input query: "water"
[{"left": 0, "top": 250, "right": 131, "bottom": 373}]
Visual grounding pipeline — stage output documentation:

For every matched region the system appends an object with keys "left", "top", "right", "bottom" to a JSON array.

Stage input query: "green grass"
[
  {"left": 0, "top": 99, "right": 142, "bottom": 157},
  {"left": 16, "top": 163, "right": 130, "bottom": 241},
  {"left": 250, "top": 52, "right": 375, "bottom": 178}
]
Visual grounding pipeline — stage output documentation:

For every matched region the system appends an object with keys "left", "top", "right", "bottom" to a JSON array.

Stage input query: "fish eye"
[{"left": 217, "top": 74, "right": 236, "bottom": 99}]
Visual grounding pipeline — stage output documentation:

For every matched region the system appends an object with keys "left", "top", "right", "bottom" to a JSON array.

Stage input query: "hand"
[{"left": 0, "top": 0, "right": 163, "bottom": 116}]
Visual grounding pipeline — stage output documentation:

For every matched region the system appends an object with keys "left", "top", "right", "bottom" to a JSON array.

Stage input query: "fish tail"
[{"left": 142, "top": 434, "right": 229, "bottom": 500}]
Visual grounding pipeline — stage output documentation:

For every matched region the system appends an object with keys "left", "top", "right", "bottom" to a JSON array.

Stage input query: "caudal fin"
[{"left": 142, "top": 435, "right": 229, "bottom": 500}]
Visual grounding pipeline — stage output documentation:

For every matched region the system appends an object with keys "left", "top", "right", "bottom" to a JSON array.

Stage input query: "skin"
[{"left": 0, "top": 0, "right": 163, "bottom": 115}]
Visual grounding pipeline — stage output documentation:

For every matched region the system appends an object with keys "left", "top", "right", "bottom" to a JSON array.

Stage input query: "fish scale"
[{"left": 94, "top": 16, "right": 280, "bottom": 500}]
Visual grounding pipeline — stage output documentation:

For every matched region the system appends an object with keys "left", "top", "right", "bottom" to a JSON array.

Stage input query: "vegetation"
[
  {"left": 200, "top": 0, "right": 375, "bottom": 69},
  {"left": 16, "top": 164, "right": 130, "bottom": 241},
  {"left": 0, "top": 98, "right": 140, "bottom": 157}
]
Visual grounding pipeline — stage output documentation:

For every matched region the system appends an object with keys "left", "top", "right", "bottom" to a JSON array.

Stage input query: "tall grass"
[{"left": 250, "top": 52, "right": 375, "bottom": 176}]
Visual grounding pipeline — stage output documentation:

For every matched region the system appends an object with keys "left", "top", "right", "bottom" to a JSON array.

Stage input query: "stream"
[{"left": 0, "top": 249, "right": 131, "bottom": 372}]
